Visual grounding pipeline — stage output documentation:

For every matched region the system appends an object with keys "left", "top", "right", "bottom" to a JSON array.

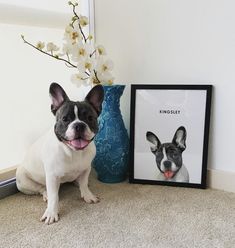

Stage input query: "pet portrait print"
[
  {"left": 129, "top": 85, "right": 212, "bottom": 189},
  {"left": 146, "top": 126, "right": 189, "bottom": 183}
]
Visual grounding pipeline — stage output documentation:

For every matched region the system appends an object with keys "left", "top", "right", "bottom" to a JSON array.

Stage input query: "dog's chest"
[
  {"left": 60, "top": 164, "right": 82, "bottom": 183},
  {"left": 51, "top": 143, "right": 95, "bottom": 183}
]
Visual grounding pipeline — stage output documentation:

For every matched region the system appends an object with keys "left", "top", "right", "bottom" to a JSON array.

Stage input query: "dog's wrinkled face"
[
  {"left": 49, "top": 83, "right": 104, "bottom": 151},
  {"left": 146, "top": 127, "right": 187, "bottom": 180}
]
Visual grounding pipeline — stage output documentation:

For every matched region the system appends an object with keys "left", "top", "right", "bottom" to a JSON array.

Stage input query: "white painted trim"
[
  {"left": 0, "top": 3, "right": 70, "bottom": 29},
  {"left": 88, "top": 0, "right": 95, "bottom": 42},
  {"left": 0, "top": 179, "right": 18, "bottom": 199},
  {"left": 0, "top": 2, "right": 94, "bottom": 31},
  {"left": 207, "top": 169, "right": 235, "bottom": 193}
]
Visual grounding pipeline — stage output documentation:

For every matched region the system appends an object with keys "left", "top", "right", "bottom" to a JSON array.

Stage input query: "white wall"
[
  {"left": 1, "top": 0, "right": 235, "bottom": 176},
  {"left": 0, "top": 23, "right": 90, "bottom": 170},
  {"left": 0, "top": 2, "right": 91, "bottom": 170},
  {"left": 95, "top": 0, "right": 235, "bottom": 173}
]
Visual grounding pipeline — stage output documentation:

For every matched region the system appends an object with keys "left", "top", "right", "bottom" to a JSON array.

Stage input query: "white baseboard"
[
  {"left": 207, "top": 169, "right": 235, "bottom": 193},
  {"left": 0, "top": 179, "right": 18, "bottom": 199},
  {"left": 1, "top": 167, "right": 234, "bottom": 197}
]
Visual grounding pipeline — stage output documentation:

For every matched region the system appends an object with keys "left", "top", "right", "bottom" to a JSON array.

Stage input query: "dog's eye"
[
  {"left": 88, "top": 115, "right": 93, "bottom": 122},
  {"left": 172, "top": 153, "right": 178, "bottom": 158},
  {"left": 81, "top": 110, "right": 87, "bottom": 116},
  {"left": 155, "top": 151, "right": 163, "bottom": 161},
  {"left": 62, "top": 116, "right": 68, "bottom": 122},
  {"left": 168, "top": 150, "right": 178, "bottom": 158}
]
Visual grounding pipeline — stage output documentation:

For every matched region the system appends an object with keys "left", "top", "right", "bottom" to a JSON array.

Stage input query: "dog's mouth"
[
  {"left": 65, "top": 138, "right": 91, "bottom": 150},
  {"left": 164, "top": 171, "right": 175, "bottom": 179}
]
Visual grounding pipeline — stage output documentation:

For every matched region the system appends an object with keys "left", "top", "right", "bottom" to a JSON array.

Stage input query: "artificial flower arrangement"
[{"left": 21, "top": 1, "right": 114, "bottom": 87}]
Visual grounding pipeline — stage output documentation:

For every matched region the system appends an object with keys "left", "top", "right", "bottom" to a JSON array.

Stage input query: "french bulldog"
[
  {"left": 146, "top": 126, "right": 189, "bottom": 183},
  {"left": 16, "top": 83, "right": 104, "bottom": 224}
]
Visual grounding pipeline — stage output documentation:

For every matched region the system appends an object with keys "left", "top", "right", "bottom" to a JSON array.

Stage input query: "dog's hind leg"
[{"left": 16, "top": 166, "right": 46, "bottom": 200}]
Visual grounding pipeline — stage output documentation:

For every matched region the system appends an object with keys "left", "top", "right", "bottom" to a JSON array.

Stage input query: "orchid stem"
[
  {"left": 21, "top": 35, "right": 77, "bottom": 68},
  {"left": 94, "top": 70, "right": 102, "bottom": 84},
  {"left": 71, "top": 4, "right": 87, "bottom": 42}
]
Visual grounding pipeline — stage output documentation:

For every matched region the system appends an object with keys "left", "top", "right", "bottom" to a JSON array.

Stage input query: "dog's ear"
[
  {"left": 85, "top": 85, "right": 104, "bottom": 115},
  {"left": 49, "top": 83, "right": 69, "bottom": 115},
  {"left": 172, "top": 126, "right": 187, "bottom": 151},
  {"left": 146, "top": 131, "right": 161, "bottom": 153}
]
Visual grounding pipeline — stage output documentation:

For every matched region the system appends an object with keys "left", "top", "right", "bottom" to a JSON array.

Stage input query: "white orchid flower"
[
  {"left": 71, "top": 72, "right": 89, "bottom": 87},
  {"left": 64, "top": 25, "right": 82, "bottom": 44},
  {"left": 79, "top": 15, "right": 89, "bottom": 27},
  {"left": 96, "top": 45, "right": 106, "bottom": 56},
  {"left": 47, "top": 42, "right": 59, "bottom": 52},
  {"left": 77, "top": 57, "right": 95, "bottom": 72},
  {"left": 62, "top": 42, "right": 75, "bottom": 55},
  {"left": 71, "top": 42, "right": 92, "bottom": 62},
  {"left": 99, "top": 71, "right": 114, "bottom": 85},
  {"left": 96, "top": 58, "right": 114, "bottom": 73},
  {"left": 87, "top": 35, "right": 93, "bottom": 41},
  {"left": 36, "top": 41, "right": 45, "bottom": 50},
  {"left": 68, "top": 1, "right": 78, "bottom": 6}
]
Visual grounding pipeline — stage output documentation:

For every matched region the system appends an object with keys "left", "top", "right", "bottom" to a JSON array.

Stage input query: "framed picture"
[{"left": 129, "top": 85, "right": 212, "bottom": 189}]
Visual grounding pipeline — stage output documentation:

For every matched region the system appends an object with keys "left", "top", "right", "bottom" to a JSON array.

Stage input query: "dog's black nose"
[
  {"left": 163, "top": 161, "right": 172, "bottom": 169},
  {"left": 74, "top": 122, "right": 86, "bottom": 133}
]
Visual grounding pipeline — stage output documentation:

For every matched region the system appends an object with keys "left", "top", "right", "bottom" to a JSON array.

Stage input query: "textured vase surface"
[{"left": 93, "top": 85, "right": 129, "bottom": 183}]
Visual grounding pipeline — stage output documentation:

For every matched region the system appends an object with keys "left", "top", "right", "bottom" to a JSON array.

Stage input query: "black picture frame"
[{"left": 129, "top": 84, "right": 212, "bottom": 189}]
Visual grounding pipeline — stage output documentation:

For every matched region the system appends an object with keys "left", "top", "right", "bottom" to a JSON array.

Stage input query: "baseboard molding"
[
  {"left": 0, "top": 179, "right": 18, "bottom": 200},
  {"left": 0, "top": 165, "right": 17, "bottom": 181},
  {"left": 0, "top": 165, "right": 18, "bottom": 199},
  {"left": 0, "top": 168, "right": 234, "bottom": 200},
  {"left": 207, "top": 169, "right": 235, "bottom": 193}
]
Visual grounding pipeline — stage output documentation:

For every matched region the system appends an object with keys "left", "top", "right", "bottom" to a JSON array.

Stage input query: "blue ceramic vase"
[{"left": 93, "top": 85, "right": 129, "bottom": 183}]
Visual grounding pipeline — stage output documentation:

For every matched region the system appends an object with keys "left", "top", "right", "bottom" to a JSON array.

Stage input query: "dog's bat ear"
[
  {"left": 85, "top": 85, "right": 104, "bottom": 115},
  {"left": 172, "top": 126, "right": 187, "bottom": 151},
  {"left": 49, "top": 83, "right": 69, "bottom": 115},
  {"left": 146, "top": 131, "right": 161, "bottom": 153}
]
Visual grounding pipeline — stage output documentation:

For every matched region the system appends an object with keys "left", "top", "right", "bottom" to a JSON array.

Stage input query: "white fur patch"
[
  {"left": 160, "top": 147, "right": 168, "bottom": 172},
  {"left": 176, "top": 130, "right": 185, "bottom": 149},
  {"left": 74, "top": 105, "right": 79, "bottom": 120}
]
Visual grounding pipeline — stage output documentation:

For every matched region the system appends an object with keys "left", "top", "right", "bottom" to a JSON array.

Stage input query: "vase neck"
[{"left": 102, "top": 85, "right": 125, "bottom": 112}]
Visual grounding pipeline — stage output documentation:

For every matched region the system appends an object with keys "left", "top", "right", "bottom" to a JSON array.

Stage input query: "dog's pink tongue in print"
[
  {"left": 164, "top": 171, "right": 174, "bottom": 179},
  {"left": 70, "top": 139, "right": 89, "bottom": 149}
]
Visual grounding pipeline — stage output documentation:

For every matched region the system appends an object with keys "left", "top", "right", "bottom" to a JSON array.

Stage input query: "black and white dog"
[
  {"left": 146, "top": 126, "right": 189, "bottom": 183},
  {"left": 16, "top": 83, "right": 104, "bottom": 224}
]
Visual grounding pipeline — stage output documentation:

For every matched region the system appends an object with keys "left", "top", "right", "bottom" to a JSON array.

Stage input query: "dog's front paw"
[
  {"left": 40, "top": 208, "right": 59, "bottom": 225},
  {"left": 82, "top": 191, "right": 100, "bottom": 204}
]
